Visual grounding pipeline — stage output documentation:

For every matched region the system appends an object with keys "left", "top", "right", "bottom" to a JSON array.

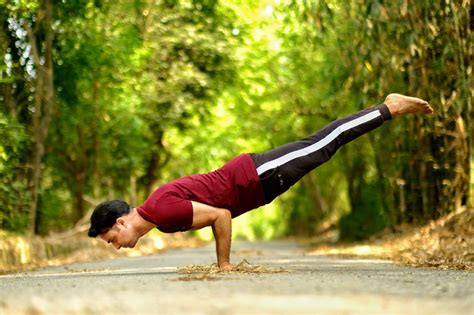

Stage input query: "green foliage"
[
  {"left": 0, "top": 0, "right": 240, "bottom": 233},
  {"left": 267, "top": 0, "right": 472, "bottom": 239},
  {"left": 339, "top": 181, "right": 387, "bottom": 241},
  {"left": 0, "top": 0, "right": 471, "bottom": 241},
  {"left": 0, "top": 114, "right": 30, "bottom": 231}
]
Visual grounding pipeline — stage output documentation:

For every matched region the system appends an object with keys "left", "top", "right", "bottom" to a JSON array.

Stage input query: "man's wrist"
[{"left": 219, "top": 261, "right": 234, "bottom": 270}]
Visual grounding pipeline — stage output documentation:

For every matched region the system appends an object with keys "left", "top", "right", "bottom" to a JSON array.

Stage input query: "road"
[{"left": 0, "top": 241, "right": 472, "bottom": 315}]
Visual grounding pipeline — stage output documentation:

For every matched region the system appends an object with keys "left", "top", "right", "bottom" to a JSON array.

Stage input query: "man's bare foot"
[{"left": 384, "top": 93, "right": 434, "bottom": 117}]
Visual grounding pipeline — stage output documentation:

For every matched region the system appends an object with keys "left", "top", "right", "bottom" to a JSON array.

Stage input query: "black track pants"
[{"left": 250, "top": 104, "right": 392, "bottom": 204}]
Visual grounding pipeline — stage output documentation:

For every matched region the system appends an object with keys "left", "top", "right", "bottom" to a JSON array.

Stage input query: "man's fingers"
[{"left": 219, "top": 262, "right": 235, "bottom": 271}]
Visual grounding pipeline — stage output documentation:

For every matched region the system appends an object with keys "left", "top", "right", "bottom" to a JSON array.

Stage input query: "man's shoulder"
[{"left": 148, "top": 180, "right": 184, "bottom": 199}]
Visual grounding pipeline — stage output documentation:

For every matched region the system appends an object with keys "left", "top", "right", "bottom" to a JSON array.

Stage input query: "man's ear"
[{"left": 116, "top": 217, "right": 126, "bottom": 226}]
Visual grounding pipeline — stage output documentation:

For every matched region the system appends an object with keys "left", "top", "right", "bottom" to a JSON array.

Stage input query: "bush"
[{"left": 339, "top": 181, "right": 387, "bottom": 241}]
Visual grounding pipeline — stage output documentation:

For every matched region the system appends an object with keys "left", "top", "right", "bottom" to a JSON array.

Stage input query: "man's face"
[{"left": 100, "top": 219, "right": 139, "bottom": 250}]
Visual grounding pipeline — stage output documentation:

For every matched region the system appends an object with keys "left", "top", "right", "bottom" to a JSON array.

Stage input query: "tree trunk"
[
  {"left": 302, "top": 175, "right": 328, "bottom": 215},
  {"left": 130, "top": 175, "right": 137, "bottom": 206},
  {"left": 140, "top": 128, "right": 171, "bottom": 194},
  {"left": 367, "top": 133, "right": 393, "bottom": 225},
  {"left": 73, "top": 125, "right": 89, "bottom": 222},
  {"left": 26, "top": 0, "right": 55, "bottom": 235},
  {"left": 74, "top": 171, "right": 86, "bottom": 222}
]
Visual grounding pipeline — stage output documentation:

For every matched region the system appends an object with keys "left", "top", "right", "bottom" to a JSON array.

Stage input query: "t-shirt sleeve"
[{"left": 138, "top": 193, "right": 193, "bottom": 233}]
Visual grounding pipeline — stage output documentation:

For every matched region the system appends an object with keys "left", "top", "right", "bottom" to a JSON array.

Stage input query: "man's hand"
[
  {"left": 219, "top": 262, "right": 235, "bottom": 271},
  {"left": 190, "top": 201, "right": 233, "bottom": 268}
]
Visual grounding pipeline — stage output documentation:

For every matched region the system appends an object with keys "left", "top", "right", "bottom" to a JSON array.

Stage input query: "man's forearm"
[{"left": 212, "top": 210, "right": 232, "bottom": 267}]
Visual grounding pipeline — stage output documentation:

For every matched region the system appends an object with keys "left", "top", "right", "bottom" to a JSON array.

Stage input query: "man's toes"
[
  {"left": 413, "top": 97, "right": 428, "bottom": 105},
  {"left": 424, "top": 104, "right": 434, "bottom": 114}
]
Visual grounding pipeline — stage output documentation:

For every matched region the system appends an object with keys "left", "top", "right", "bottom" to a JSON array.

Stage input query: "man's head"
[{"left": 88, "top": 200, "right": 140, "bottom": 249}]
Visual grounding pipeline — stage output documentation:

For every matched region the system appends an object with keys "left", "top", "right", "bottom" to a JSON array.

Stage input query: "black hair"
[{"left": 88, "top": 200, "right": 131, "bottom": 237}]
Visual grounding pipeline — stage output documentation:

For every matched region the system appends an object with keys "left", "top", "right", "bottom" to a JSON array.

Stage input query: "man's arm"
[{"left": 190, "top": 201, "right": 234, "bottom": 270}]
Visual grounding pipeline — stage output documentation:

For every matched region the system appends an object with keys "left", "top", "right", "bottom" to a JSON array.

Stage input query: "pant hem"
[{"left": 379, "top": 103, "right": 392, "bottom": 121}]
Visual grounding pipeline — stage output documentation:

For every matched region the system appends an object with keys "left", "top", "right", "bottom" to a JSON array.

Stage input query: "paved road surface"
[{"left": 1, "top": 241, "right": 472, "bottom": 314}]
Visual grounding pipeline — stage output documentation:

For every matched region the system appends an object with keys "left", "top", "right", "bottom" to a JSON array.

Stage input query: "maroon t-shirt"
[{"left": 137, "top": 154, "right": 265, "bottom": 233}]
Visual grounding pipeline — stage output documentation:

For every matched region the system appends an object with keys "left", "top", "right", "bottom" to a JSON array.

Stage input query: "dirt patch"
[
  {"left": 177, "top": 259, "right": 288, "bottom": 276},
  {"left": 307, "top": 206, "right": 473, "bottom": 271},
  {"left": 0, "top": 230, "right": 204, "bottom": 274}
]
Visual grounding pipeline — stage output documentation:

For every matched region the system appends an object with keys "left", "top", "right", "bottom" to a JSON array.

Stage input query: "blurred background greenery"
[{"left": 0, "top": 0, "right": 471, "bottom": 241}]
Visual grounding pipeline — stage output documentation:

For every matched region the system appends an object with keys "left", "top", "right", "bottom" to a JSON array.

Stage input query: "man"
[{"left": 88, "top": 93, "right": 433, "bottom": 270}]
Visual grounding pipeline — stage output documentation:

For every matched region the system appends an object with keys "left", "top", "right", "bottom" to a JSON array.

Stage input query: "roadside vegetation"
[{"left": 0, "top": 1, "right": 471, "bottom": 271}]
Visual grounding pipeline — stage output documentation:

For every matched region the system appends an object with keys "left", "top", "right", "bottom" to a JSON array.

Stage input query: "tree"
[
  {"left": 25, "top": 0, "right": 55, "bottom": 234},
  {"left": 0, "top": 0, "right": 55, "bottom": 234}
]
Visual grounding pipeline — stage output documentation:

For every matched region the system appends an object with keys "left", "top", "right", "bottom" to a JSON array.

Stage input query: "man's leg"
[{"left": 251, "top": 94, "right": 433, "bottom": 204}]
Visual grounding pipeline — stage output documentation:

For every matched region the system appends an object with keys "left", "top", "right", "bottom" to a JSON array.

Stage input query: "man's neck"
[{"left": 129, "top": 208, "right": 156, "bottom": 237}]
